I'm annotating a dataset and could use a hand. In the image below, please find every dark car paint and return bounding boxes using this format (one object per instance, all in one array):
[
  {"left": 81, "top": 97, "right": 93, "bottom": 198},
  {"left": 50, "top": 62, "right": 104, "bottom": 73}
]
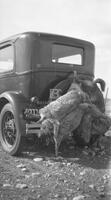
[{"left": 0, "top": 32, "right": 95, "bottom": 135}]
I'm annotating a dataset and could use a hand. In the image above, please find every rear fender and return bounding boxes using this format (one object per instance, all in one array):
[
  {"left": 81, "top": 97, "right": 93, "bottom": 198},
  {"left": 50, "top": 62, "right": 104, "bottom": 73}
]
[{"left": 0, "top": 91, "right": 29, "bottom": 136}]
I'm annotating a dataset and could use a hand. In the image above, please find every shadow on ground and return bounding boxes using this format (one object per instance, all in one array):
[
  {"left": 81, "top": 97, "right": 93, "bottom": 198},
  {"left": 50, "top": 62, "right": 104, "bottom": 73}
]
[{"left": 19, "top": 136, "right": 111, "bottom": 170}]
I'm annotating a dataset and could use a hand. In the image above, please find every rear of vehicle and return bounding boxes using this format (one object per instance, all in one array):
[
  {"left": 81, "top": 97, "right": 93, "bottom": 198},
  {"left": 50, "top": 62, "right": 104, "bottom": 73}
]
[
  {"left": 0, "top": 32, "right": 96, "bottom": 155},
  {"left": 30, "top": 33, "right": 95, "bottom": 101}
]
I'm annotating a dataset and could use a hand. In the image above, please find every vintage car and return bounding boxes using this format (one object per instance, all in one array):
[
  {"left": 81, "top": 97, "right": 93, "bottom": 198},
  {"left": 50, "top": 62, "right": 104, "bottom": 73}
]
[{"left": 0, "top": 32, "right": 104, "bottom": 155}]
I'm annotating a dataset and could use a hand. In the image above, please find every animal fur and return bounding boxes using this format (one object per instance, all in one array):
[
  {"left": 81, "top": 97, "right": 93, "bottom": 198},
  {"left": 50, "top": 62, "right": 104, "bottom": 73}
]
[
  {"left": 73, "top": 103, "right": 111, "bottom": 146},
  {"left": 37, "top": 73, "right": 107, "bottom": 156},
  {"left": 39, "top": 106, "right": 85, "bottom": 156},
  {"left": 39, "top": 84, "right": 87, "bottom": 122},
  {"left": 38, "top": 75, "right": 89, "bottom": 156}
]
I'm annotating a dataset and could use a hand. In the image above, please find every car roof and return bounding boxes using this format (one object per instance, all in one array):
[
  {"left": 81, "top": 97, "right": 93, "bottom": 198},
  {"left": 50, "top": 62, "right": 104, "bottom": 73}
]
[{"left": 0, "top": 32, "right": 94, "bottom": 49}]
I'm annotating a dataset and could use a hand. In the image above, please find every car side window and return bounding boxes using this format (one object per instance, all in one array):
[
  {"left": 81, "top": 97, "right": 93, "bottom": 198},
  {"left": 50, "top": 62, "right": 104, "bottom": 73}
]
[{"left": 0, "top": 45, "right": 14, "bottom": 73}]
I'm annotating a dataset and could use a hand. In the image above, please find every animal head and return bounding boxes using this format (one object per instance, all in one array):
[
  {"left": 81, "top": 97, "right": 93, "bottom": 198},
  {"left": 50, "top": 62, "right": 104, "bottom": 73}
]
[
  {"left": 81, "top": 78, "right": 105, "bottom": 93},
  {"left": 94, "top": 78, "right": 105, "bottom": 92},
  {"left": 38, "top": 119, "right": 53, "bottom": 138}
]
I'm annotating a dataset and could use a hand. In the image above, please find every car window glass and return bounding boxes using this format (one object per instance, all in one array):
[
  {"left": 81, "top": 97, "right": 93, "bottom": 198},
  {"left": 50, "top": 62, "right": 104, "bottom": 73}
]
[
  {"left": 0, "top": 45, "right": 14, "bottom": 73},
  {"left": 52, "top": 44, "right": 83, "bottom": 65}
]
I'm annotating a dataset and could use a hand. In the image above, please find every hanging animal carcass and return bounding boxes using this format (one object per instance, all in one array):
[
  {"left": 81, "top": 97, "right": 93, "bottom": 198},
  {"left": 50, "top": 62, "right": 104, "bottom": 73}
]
[{"left": 38, "top": 77, "right": 90, "bottom": 156}]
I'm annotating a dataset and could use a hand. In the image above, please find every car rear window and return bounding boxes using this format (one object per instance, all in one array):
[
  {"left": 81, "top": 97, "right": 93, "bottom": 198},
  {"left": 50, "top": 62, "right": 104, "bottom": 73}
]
[{"left": 52, "top": 44, "right": 83, "bottom": 65}]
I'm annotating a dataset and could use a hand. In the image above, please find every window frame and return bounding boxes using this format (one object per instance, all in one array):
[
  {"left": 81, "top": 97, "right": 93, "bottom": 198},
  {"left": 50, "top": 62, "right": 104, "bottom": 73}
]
[
  {"left": 0, "top": 42, "right": 15, "bottom": 75},
  {"left": 51, "top": 43, "right": 84, "bottom": 66}
]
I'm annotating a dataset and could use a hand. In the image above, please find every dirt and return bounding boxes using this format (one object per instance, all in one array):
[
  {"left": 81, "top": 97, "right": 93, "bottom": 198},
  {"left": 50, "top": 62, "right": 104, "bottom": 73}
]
[{"left": 0, "top": 135, "right": 111, "bottom": 200}]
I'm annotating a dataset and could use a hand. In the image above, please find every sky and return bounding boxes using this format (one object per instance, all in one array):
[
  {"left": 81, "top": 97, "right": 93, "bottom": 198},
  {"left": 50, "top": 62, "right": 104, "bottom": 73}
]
[{"left": 0, "top": 0, "right": 111, "bottom": 98}]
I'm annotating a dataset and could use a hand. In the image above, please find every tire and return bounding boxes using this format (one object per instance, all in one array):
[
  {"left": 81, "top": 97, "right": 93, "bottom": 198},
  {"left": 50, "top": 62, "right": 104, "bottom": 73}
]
[
  {"left": 54, "top": 78, "right": 72, "bottom": 95},
  {"left": 0, "top": 103, "right": 23, "bottom": 155}
]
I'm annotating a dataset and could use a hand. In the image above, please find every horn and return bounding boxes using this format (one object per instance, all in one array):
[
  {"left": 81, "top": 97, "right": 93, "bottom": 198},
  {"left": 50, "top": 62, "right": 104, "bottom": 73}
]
[{"left": 94, "top": 78, "right": 106, "bottom": 92}]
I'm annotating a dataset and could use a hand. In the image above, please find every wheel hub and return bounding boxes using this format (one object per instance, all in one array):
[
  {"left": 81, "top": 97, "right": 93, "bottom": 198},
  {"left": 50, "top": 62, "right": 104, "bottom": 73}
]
[{"left": 2, "top": 112, "right": 16, "bottom": 146}]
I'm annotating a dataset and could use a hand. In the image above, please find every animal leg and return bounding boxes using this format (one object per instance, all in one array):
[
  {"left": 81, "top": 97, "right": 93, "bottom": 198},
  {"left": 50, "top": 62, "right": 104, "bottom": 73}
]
[
  {"left": 53, "top": 120, "right": 60, "bottom": 157},
  {"left": 54, "top": 136, "right": 63, "bottom": 157},
  {"left": 54, "top": 138, "right": 58, "bottom": 157}
]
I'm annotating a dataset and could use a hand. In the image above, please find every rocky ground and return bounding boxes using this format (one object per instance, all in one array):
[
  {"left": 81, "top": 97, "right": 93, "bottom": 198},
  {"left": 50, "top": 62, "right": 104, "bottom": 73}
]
[{"left": 0, "top": 133, "right": 111, "bottom": 200}]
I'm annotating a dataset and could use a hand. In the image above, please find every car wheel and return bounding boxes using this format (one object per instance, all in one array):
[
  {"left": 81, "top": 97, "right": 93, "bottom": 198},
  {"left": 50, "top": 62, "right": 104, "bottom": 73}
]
[{"left": 0, "top": 103, "right": 23, "bottom": 155}]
